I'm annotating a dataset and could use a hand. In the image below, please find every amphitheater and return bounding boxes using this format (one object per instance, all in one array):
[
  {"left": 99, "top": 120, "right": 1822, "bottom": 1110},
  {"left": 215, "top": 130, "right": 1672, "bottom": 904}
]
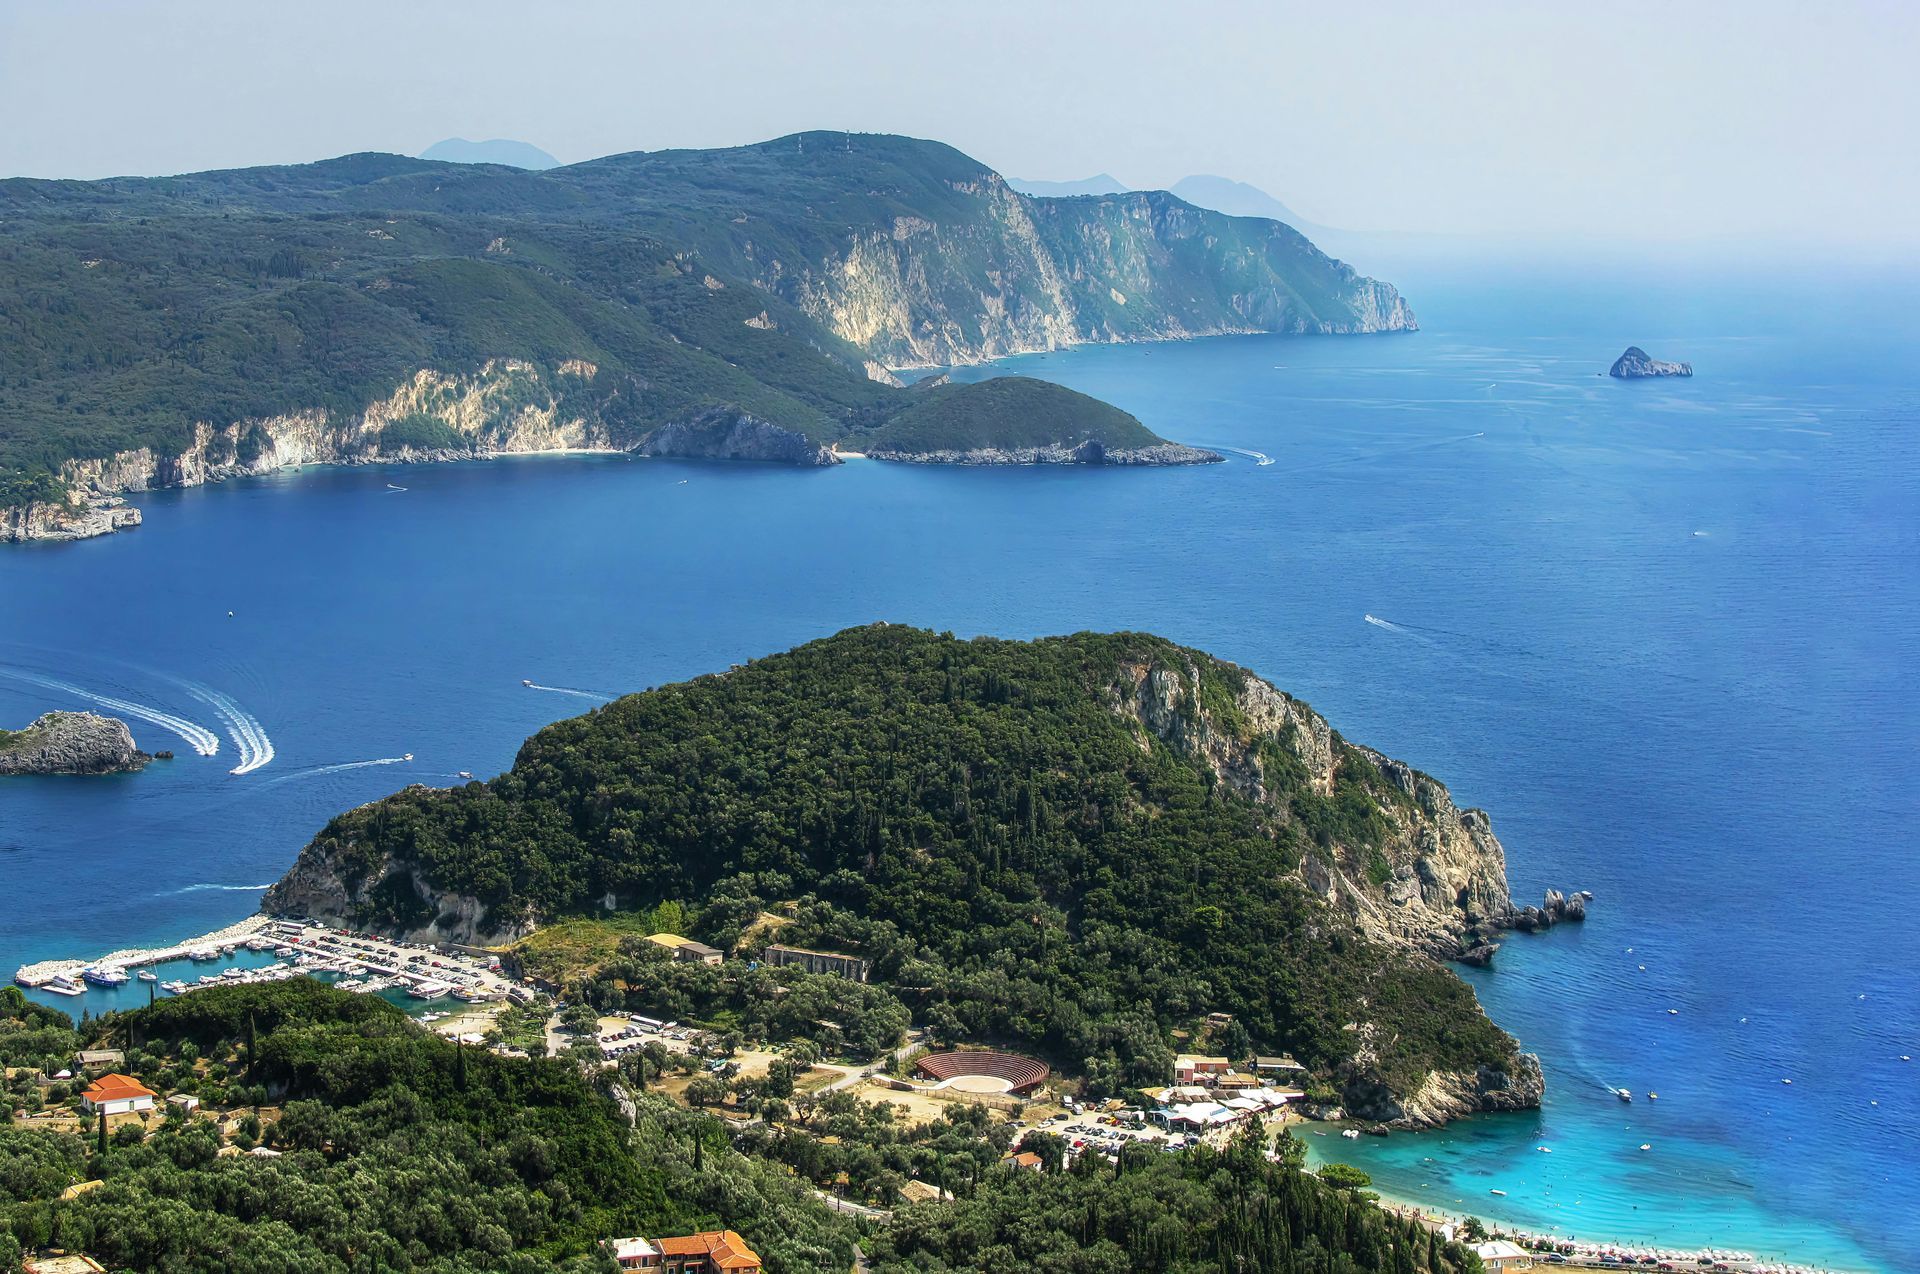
[{"left": 913, "top": 1050, "right": 1050, "bottom": 1095}]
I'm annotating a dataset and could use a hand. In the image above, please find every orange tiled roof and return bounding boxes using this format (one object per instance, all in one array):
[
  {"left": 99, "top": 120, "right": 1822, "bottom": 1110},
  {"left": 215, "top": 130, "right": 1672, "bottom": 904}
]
[
  {"left": 654, "top": 1230, "right": 759, "bottom": 1269},
  {"left": 83, "top": 1073, "right": 156, "bottom": 1102}
]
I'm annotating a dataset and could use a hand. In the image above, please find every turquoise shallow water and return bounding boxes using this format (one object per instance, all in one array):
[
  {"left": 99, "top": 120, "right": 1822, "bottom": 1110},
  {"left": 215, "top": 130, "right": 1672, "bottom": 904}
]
[{"left": 1, "top": 258, "right": 1913, "bottom": 1270}]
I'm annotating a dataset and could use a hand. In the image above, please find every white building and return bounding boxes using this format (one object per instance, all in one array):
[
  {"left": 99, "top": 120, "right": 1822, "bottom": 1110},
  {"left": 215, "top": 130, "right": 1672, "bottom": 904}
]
[{"left": 80, "top": 1073, "right": 156, "bottom": 1116}]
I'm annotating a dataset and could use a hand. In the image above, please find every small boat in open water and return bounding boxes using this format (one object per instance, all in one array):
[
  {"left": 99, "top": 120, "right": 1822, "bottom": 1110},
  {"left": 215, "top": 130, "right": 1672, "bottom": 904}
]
[{"left": 1616, "top": 1088, "right": 1633, "bottom": 1102}]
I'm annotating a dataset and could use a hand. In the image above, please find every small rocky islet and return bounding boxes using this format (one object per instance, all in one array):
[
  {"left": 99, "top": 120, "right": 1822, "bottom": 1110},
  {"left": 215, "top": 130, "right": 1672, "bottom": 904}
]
[
  {"left": 0, "top": 710, "right": 154, "bottom": 775},
  {"left": 1609, "top": 345, "right": 1693, "bottom": 377}
]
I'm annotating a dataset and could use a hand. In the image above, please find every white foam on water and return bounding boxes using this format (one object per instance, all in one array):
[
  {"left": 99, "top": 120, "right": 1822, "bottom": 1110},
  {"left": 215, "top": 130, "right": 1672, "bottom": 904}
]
[
  {"left": 185, "top": 683, "right": 275, "bottom": 775},
  {"left": 1214, "top": 446, "right": 1275, "bottom": 467},
  {"left": 524, "top": 682, "right": 615, "bottom": 702},
  {"left": 0, "top": 668, "right": 221, "bottom": 756},
  {"left": 162, "top": 883, "right": 273, "bottom": 895},
  {"left": 303, "top": 756, "right": 409, "bottom": 777},
  {"left": 1363, "top": 614, "right": 1442, "bottom": 646}
]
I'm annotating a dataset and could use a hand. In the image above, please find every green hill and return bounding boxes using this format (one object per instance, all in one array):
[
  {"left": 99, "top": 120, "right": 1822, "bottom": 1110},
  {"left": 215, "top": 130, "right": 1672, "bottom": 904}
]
[
  {"left": 1, "top": 132, "right": 1410, "bottom": 525},
  {"left": 266, "top": 625, "right": 1537, "bottom": 1123},
  {"left": 865, "top": 376, "right": 1172, "bottom": 455}
]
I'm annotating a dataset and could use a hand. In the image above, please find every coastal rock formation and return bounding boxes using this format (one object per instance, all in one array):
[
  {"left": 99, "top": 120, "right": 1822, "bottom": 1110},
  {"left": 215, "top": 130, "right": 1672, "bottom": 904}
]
[
  {"left": 867, "top": 440, "right": 1221, "bottom": 466},
  {"left": 1609, "top": 346, "right": 1693, "bottom": 378},
  {"left": 1346, "top": 1053, "right": 1547, "bottom": 1129},
  {"left": 0, "top": 711, "right": 150, "bottom": 776},
  {"left": 0, "top": 496, "right": 141, "bottom": 542},
  {"left": 753, "top": 154, "right": 1417, "bottom": 368},
  {"left": 636, "top": 409, "right": 840, "bottom": 466},
  {"left": 265, "top": 801, "right": 527, "bottom": 944},
  {"left": 1110, "top": 653, "right": 1513, "bottom": 962}
]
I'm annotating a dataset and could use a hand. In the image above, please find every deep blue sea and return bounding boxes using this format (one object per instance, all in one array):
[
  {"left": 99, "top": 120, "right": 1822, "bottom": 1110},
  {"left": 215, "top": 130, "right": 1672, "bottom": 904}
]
[{"left": 2, "top": 256, "right": 1914, "bottom": 1270}]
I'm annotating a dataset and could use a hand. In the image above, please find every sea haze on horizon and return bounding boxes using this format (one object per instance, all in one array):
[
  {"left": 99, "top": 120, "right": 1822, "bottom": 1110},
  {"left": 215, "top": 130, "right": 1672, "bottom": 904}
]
[{"left": 1, "top": 261, "right": 1914, "bottom": 1271}]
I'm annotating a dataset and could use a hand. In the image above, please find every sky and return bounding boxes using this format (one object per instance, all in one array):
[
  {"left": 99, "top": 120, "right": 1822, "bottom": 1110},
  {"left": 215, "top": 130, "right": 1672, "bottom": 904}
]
[{"left": 3, "top": 0, "right": 1916, "bottom": 251}]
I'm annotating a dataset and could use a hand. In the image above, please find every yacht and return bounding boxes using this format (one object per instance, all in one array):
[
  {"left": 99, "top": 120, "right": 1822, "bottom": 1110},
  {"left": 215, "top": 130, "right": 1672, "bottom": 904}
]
[
  {"left": 42, "top": 975, "right": 85, "bottom": 996},
  {"left": 137, "top": 969, "right": 158, "bottom": 982},
  {"left": 82, "top": 967, "right": 129, "bottom": 987},
  {"left": 188, "top": 947, "right": 217, "bottom": 962}
]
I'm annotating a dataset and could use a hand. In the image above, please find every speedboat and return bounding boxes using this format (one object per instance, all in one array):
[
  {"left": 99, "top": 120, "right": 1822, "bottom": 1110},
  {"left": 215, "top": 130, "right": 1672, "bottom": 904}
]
[
  {"left": 1340, "top": 1128, "right": 1360, "bottom": 1140},
  {"left": 1616, "top": 1088, "right": 1633, "bottom": 1102},
  {"left": 457, "top": 770, "right": 473, "bottom": 779},
  {"left": 521, "top": 679, "right": 533, "bottom": 687},
  {"left": 403, "top": 753, "right": 413, "bottom": 761}
]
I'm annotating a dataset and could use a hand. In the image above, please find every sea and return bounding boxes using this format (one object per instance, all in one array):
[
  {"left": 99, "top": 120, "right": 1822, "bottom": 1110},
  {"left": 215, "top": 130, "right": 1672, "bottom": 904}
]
[{"left": 1, "top": 252, "right": 1914, "bottom": 1271}]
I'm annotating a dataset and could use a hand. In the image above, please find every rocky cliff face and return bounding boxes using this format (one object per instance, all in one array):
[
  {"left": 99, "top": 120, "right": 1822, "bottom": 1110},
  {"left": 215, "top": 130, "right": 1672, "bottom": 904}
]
[
  {"left": 0, "top": 711, "right": 150, "bottom": 776},
  {"left": 866, "top": 440, "right": 1222, "bottom": 466},
  {"left": 1609, "top": 346, "right": 1693, "bottom": 378},
  {"left": 1107, "top": 650, "right": 1515, "bottom": 962},
  {"left": 1, "top": 359, "right": 847, "bottom": 542},
  {"left": 636, "top": 408, "right": 840, "bottom": 466},
  {"left": 1105, "top": 650, "right": 1554, "bottom": 1126},
  {"left": 745, "top": 174, "right": 1415, "bottom": 369},
  {"left": 263, "top": 802, "right": 525, "bottom": 944}
]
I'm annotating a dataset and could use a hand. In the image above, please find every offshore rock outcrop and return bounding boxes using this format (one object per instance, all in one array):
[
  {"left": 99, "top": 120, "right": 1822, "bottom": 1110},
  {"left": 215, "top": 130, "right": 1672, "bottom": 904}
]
[
  {"left": 1609, "top": 346, "right": 1692, "bottom": 378},
  {"left": 867, "top": 439, "right": 1221, "bottom": 466},
  {"left": 0, "top": 711, "right": 150, "bottom": 776}
]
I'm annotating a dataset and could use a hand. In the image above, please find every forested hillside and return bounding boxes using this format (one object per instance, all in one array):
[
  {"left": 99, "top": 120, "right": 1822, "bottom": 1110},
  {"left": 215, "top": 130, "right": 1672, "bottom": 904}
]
[
  {"left": 1, "top": 982, "right": 1489, "bottom": 1273},
  {"left": 267, "top": 625, "right": 1537, "bottom": 1121},
  {"left": 1, "top": 131, "right": 1409, "bottom": 517}
]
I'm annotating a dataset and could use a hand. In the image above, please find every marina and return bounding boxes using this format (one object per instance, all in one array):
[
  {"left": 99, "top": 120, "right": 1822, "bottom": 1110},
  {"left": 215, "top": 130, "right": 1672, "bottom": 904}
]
[{"left": 14, "top": 916, "right": 522, "bottom": 1010}]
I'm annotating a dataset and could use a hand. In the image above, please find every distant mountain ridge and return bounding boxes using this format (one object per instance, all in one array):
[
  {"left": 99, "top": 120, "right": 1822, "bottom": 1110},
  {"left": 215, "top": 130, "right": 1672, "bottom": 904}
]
[
  {"left": 0, "top": 130, "right": 1412, "bottom": 537},
  {"left": 418, "top": 137, "right": 560, "bottom": 169},
  {"left": 1004, "top": 173, "right": 1129, "bottom": 197}
]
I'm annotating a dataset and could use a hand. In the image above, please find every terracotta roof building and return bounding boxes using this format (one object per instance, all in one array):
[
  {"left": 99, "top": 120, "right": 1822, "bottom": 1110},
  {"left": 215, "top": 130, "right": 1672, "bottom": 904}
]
[
  {"left": 603, "top": 1230, "right": 760, "bottom": 1273},
  {"left": 80, "top": 1073, "right": 156, "bottom": 1115}
]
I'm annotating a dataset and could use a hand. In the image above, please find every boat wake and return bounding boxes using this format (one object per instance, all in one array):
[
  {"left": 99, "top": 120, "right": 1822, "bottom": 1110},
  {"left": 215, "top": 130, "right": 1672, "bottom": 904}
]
[
  {"left": 162, "top": 883, "right": 273, "bottom": 895},
  {"left": 0, "top": 668, "right": 222, "bottom": 756},
  {"left": 1363, "top": 614, "right": 1440, "bottom": 646},
  {"left": 1215, "top": 446, "right": 1275, "bottom": 467},
  {"left": 523, "top": 681, "right": 615, "bottom": 702},
  {"left": 185, "top": 683, "right": 275, "bottom": 775},
  {"left": 301, "top": 756, "right": 410, "bottom": 777}
]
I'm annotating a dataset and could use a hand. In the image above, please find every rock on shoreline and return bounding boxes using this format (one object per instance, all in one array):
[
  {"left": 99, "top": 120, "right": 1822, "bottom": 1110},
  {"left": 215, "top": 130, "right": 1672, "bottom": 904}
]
[
  {"left": 867, "top": 440, "right": 1223, "bottom": 466},
  {"left": 0, "top": 711, "right": 151, "bottom": 776},
  {"left": 1609, "top": 346, "right": 1692, "bottom": 378}
]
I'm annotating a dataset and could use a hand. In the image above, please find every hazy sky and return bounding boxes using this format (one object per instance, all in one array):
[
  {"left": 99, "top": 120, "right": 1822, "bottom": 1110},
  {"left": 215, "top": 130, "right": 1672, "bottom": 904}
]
[{"left": 4, "top": 0, "right": 1916, "bottom": 248}]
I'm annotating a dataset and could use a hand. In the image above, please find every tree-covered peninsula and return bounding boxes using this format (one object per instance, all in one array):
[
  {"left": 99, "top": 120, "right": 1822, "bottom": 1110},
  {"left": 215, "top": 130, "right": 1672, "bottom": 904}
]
[
  {"left": 267, "top": 625, "right": 1539, "bottom": 1126},
  {"left": 0, "top": 132, "right": 1410, "bottom": 539}
]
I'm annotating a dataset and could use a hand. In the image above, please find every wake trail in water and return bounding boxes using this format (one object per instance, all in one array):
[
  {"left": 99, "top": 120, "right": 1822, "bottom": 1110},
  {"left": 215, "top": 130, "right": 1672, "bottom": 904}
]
[
  {"left": 1215, "top": 446, "right": 1275, "bottom": 466},
  {"left": 185, "top": 683, "right": 275, "bottom": 775},
  {"left": 161, "top": 883, "right": 273, "bottom": 895},
  {"left": 524, "top": 682, "right": 615, "bottom": 702},
  {"left": 1363, "top": 614, "right": 1440, "bottom": 646},
  {"left": 258, "top": 757, "right": 410, "bottom": 789},
  {"left": 0, "top": 668, "right": 221, "bottom": 755}
]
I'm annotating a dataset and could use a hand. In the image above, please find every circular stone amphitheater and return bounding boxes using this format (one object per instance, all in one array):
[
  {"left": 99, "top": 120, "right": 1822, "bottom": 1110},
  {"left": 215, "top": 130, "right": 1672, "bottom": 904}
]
[{"left": 914, "top": 1050, "right": 1050, "bottom": 1095}]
